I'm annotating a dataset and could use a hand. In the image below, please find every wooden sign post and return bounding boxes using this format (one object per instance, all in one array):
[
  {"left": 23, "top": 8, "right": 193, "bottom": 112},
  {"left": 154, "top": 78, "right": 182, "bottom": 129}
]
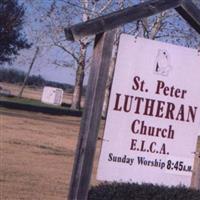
[
  {"left": 191, "top": 136, "right": 200, "bottom": 190},
  {"left": 68, "top": 30, "right": 116, "bottom": 200}
]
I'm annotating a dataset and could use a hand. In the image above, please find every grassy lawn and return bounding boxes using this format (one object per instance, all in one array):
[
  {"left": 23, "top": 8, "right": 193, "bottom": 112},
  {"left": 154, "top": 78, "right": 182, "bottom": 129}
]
[
  {"left": 1, "top": 95, "right": 68, "bottom": 108},
  {"left": 0, "top": 95, "right": 82, "bottom": 116}
]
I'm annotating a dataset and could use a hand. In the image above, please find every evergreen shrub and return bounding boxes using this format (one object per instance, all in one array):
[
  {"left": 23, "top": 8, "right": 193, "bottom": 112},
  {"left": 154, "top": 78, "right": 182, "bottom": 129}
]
[{"left": 88, "top": 182, "right": 200, "bottom": 200}]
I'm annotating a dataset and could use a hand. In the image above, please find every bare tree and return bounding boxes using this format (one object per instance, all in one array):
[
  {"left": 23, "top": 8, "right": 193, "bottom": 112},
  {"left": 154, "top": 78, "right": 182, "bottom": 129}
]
[
  {"left": 18, "top": 47, "right": 39, "bottom": 97},
  {"left": 18, "top": 0, "right": 200, "bottom": 109},
  {"left": 17, "top": 0, "right": 55, "bottom": 97},
  {"left": 43, "top": 0, "right": 117, "bottom": 110}
]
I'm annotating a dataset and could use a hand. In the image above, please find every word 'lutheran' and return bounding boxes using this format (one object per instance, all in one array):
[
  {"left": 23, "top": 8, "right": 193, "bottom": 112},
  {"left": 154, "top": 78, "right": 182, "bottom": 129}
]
[{"left": 113, "top": 76, "right": 197, "bottom": 123}]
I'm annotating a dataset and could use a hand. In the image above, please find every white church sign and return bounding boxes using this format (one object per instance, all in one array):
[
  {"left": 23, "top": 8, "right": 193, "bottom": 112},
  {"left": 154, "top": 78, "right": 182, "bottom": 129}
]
[
  {"left": 97, "top": 34, "right": 200, "bottom": 187},
  {"left": 41, "top": 86, "right": 63, "bottom": 105}
]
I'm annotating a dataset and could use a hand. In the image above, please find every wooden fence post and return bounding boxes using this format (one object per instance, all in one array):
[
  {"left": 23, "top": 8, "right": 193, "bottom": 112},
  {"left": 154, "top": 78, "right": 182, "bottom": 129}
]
[
  {"left": 191, "top": 136, "right": 200, "bottom": 190},
  {"left": 68, "top": 30, "right": 116, "bottom": 200}
]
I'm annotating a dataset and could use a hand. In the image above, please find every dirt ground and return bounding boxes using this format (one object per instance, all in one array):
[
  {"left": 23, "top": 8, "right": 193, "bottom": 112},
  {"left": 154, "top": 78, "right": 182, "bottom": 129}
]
[{"left": 0, "top": 83, "right": 104, "bottom": 200}]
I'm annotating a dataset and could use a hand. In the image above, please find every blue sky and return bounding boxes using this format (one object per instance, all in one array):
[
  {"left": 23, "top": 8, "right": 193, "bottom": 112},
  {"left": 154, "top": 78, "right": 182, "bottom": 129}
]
[{"left": 1, "top": 0, "right": 200, "bottom": 85}]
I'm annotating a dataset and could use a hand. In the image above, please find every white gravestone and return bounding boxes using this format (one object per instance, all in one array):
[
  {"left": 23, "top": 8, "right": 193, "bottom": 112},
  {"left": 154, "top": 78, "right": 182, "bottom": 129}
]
[{"left": 41, "top": 86, "right": 63, "bottom": 105}]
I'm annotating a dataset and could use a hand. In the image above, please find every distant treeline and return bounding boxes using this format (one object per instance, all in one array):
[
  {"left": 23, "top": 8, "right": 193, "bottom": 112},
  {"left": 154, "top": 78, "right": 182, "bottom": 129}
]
[{"left": 0, "top": 68, "right": 74, "bottom": 92}]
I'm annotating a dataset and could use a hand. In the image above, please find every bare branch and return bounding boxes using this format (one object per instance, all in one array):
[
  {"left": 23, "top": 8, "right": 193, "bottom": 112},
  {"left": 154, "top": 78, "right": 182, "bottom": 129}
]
[
  {"left": 53, "top": 60, "right": 75, "bottom": 69},
  {"left": 149, "top": 11, "right": 167, "bottom": 39},
  {"left": 54, "top": 42, "right": 79, "bottom": 64},
  {"left": 99, "top": 0, "right": 113, "bottom": 15}
]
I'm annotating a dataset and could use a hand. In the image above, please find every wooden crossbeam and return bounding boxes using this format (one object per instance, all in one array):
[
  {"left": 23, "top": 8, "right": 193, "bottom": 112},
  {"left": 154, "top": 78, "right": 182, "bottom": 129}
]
[
  {"left": 65, "top": 0, "right": 182, "bottom": 41},
  {"left": 176, "top": 0, "right": 200, "bottom": 35}
]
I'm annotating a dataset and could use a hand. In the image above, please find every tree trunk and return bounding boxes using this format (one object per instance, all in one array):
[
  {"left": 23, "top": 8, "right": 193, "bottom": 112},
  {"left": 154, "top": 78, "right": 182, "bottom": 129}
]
[
  {"left": 71, "top": 41, "right": 87, "bottom": 110},
  {"left": 102, "top": 57, "right": 116, "bottom": 118},
  {"left": 102, "top": 1, "right": 124, "bottom": 118},
  {"left": 18, "top": 47, "right": 39, "bottom": 97},
  {"left": 102, "top": 29, "right": 120, "bottom": 118}
]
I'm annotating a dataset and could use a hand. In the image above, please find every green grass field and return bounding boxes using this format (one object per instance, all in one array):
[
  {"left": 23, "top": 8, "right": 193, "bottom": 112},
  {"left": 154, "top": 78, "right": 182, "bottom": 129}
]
[{"left": 0, "top": 95, "right": 82, "bottom": 116}]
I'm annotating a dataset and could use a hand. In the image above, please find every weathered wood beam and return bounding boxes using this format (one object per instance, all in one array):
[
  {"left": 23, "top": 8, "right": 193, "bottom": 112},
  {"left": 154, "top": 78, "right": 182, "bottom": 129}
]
[
  {"left": 68, "top": 30, "right": 116, "bottom": 200},
  {"left": 176, "top": 0, "right": 200, "bottom": 35},
  {"left": 191, "top": 136, "right": 200, "bottom": 190},
  {"left": 65, "top": 0, "right": 182, "bottom": 41}
]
